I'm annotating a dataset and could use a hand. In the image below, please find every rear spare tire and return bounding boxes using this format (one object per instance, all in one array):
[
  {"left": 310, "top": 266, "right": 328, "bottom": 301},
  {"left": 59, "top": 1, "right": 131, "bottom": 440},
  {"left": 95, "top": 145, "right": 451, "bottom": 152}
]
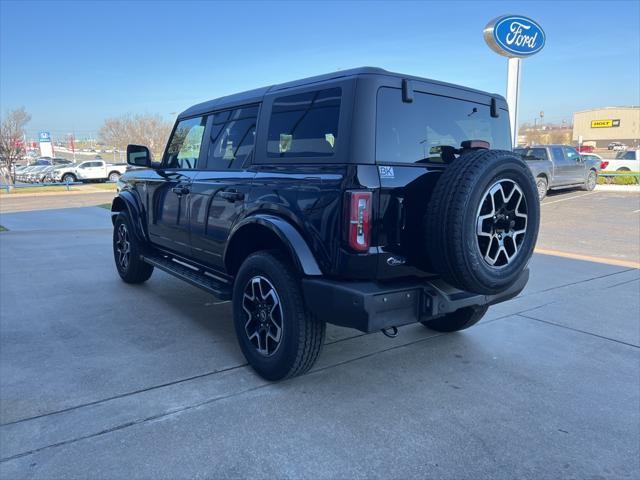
[{"left": 425, "top": 149, "right": 539, "bottom": 295}]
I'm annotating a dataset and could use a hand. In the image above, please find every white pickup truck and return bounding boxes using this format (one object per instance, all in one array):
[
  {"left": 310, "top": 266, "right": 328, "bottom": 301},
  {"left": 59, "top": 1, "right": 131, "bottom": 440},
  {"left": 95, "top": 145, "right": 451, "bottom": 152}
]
[
  {"left": 604, "top": 149, "right": 639, "bottom": 171},
  {"left": 52, "top": 160, "right": 128, "bottom": 183}
]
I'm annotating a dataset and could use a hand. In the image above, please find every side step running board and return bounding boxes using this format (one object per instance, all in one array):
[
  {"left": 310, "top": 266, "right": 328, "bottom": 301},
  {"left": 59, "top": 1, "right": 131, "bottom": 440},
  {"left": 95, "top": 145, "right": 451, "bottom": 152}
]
[{"left": 141, "top": 253, "right": 232, "bottom": 301}]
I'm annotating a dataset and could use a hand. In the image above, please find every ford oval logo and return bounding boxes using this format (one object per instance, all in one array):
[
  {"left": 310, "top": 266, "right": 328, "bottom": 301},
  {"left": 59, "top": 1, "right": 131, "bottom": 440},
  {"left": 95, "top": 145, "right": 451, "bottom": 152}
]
[{"left": 484, "top": 15, "right": 545, "bottom": 58}]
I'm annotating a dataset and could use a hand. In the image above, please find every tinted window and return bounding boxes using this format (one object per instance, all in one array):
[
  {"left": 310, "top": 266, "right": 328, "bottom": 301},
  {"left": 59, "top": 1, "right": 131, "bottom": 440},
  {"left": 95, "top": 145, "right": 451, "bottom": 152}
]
[
  {"left": 267, "top": 88, "right": 341, "bottom": 157},
  {"left": 550, "top": 147, "right": 565, "bottom": 161},
  {"left": 376, "top": 88, "right": 511, "bottom": 164},
  {"left": 563, "top": 147, "right": 581, "bottom": 162},
  {"left": 622, "top": 151, "right": 637, "bottom": 160},
  {"left": 207, "top": 107, "right": 257, "bottom": 170},
  {"left": 165, "top": 116, "right": 207, "bottom": 169},
  {"left": 514, "top": 147, "right": 548, "bottom": 161}
]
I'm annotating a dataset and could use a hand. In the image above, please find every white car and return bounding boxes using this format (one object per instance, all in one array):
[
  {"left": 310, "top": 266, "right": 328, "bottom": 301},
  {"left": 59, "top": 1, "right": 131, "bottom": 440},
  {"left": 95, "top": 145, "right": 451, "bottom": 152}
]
[
  {"left": 53, "top": 160, "right": 128, "bottom": 183},
  {"left": 605, "top": 150, "right": 639, "bottom": 172}
]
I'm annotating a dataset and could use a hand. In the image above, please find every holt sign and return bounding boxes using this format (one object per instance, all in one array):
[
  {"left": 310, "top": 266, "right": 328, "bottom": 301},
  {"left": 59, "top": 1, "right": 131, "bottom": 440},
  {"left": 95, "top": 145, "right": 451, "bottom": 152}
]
[{"left": 484, "top": 15, "right": 545, "bottom": 58}]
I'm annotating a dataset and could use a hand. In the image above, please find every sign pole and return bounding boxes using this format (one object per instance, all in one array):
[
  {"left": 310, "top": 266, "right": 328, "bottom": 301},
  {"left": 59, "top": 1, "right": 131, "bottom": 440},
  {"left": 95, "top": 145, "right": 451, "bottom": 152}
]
[
  {"left": 484, "top": 15, "right": 545, "bottom": 148},
  {"left": 506, "top": 57, "right": 521, "bottom": 148}
]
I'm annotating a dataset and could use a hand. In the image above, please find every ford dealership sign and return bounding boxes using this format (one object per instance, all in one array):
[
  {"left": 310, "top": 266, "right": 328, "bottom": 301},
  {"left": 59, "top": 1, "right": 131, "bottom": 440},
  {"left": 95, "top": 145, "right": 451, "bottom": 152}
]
[{"left": 484, "top": 15, "right": 545, "bottom": 58}]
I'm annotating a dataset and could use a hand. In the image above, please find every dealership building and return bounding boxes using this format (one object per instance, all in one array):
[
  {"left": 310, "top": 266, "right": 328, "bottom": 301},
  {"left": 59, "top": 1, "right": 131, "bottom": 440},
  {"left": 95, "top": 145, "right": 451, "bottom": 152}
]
[{"left": 572, "top": 106, "right": 640, "bottom": 148}]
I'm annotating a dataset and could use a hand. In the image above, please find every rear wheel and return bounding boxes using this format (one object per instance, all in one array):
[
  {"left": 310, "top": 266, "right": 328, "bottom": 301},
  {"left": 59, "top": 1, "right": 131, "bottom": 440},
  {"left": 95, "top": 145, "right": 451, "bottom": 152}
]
[
  {"left": 583, "top": 170, "right": 597, "bottom": 191},
  {"left": 232, "top": 251, "right": 325, "bottom": 380},
  {"left": 421, "top": 305, "right": 489, "bottom": 332},
  {"left": 536, "top": 176, "right": 548, "bottom": 200},
  {"left": 113, "top": 212, "right": 154, "bottom": 283},
  {"left": 62, "top": 173, "right": 76, "bottom": 184}
]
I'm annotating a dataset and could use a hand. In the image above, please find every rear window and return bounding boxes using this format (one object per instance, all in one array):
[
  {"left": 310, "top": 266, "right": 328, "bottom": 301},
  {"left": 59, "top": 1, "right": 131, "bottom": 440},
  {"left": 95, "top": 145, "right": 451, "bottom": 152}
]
[
  {"left": 267, "top": 88, "right": 341, "bottom": 157},
  {"left": 376, "top": 87, "right": 511, "bottom": 164},
  {"left": 514, "top": 148, "right": 549, "bottom": 161}
]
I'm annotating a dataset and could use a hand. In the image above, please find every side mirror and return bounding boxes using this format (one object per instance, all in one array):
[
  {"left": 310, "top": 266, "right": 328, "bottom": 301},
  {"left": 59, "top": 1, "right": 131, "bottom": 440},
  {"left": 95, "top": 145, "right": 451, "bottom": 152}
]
[{"left": 127, "top": 144, "right": 153, "bottom": 167}]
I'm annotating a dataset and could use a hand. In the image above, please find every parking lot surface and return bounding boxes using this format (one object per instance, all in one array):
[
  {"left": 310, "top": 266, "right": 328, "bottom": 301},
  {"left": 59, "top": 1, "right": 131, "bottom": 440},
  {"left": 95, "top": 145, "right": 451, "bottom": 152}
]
[{"left": 1, "top": 196, "right": 639, "bottom": 479}]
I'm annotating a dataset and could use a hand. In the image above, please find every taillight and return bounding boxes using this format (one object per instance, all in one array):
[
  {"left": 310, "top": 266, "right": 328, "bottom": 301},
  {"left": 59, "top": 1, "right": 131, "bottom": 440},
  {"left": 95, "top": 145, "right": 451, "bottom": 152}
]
[
  {"left": 600, "top": 161, "right": 609, "bottom": 170},
  {"left": 345, "top": 191, "right": 372, "bottom": 252}
]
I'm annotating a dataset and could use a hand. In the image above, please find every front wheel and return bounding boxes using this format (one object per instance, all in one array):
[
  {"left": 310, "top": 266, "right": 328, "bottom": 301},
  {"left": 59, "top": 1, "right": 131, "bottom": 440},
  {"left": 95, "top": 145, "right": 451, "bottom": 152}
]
[
  {"left": 108, "top": 171, "right": 121, "bottom": 182},
  {"left": 232, "top": 251, "right": 325, "bottom": 381},
  {"left": 421, "top": 305, "right": 489, "bottom": 332},
  {"left": 113, "top": 212, "right": 154, "bottom": 283}
]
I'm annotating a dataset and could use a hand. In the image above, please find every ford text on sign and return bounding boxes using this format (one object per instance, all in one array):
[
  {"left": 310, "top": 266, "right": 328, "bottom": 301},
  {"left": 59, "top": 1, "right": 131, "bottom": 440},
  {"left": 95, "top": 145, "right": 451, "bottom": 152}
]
[{"left": 484, "top": 15, "right": 546, "bottom": 58}]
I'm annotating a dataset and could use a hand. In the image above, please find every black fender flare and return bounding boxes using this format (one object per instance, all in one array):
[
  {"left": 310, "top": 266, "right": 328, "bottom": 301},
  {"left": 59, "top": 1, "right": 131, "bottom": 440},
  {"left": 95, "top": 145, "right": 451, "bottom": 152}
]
[
  {"left": 111, "top": 190, "right": 148, "bottom": 242},
  {"left": 224, "top": 214, "right": 322, "bottom": 276}
]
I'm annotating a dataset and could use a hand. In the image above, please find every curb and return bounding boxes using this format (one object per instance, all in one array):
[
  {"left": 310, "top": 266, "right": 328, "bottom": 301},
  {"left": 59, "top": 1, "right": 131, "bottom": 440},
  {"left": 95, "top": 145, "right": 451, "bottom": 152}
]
[{"left": 595, "top": 185, "right": 640, "bottom": 192}]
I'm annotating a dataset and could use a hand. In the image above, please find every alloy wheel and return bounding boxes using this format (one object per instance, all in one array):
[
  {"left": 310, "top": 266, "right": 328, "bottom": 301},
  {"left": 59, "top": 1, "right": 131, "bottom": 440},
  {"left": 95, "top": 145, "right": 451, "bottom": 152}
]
[
  {"left": 242, "top": 276, "right": 284, "bottom": 356},
  {"left": 115, "top": 223, "right": 131, "bottom": 271},
  {"left": 476, "top": 179, "right": 528, "bottom": 267}
]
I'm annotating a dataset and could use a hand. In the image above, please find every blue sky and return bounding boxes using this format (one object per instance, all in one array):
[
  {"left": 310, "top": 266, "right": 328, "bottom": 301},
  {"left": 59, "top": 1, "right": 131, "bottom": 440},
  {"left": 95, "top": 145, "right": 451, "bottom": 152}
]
[{"left": 1, "top": 0, "right": 638, "bottom": 139}]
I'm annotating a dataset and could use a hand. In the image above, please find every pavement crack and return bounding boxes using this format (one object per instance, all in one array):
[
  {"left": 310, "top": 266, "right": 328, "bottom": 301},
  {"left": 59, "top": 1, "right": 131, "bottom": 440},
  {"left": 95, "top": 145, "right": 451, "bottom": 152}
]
[
  {"left": 0, "top": 364, "right": 247, "bottom": 428},
  {"left": 517, "top": 314, "right": 639, "bottom": 349},
  {"left": 535, "top": 268, "right": 636, "bottom": 294}
]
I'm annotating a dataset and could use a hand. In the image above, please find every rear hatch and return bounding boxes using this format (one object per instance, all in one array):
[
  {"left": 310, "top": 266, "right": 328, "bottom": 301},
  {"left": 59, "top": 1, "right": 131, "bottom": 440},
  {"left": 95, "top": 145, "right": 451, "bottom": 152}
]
[{"left": 374, "top": 85, "right": 511, "bottom": 279}]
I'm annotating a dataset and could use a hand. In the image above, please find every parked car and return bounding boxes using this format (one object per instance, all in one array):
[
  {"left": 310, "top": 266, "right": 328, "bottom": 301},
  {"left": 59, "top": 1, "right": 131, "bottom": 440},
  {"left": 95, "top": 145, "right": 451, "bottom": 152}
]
[
  {"left": 52, "top": 157, "right": 73, "bottom": 166},
  {"left": 111, "top": 67, "right": 540, "bottom": 380},
  {"left": 608, "top": 142, "right": 627, "bottom": 151},
  {"left": 514, "top": 145, "right": 600, "bottom": 200},
  {"left": 52, "top": 160, "right": 127, "bottom": 183},
  {"left": 581, "top": 153, "right": 608, "bottom": 170},
  {"left": 606, "top": 149, "right": 639, "bottom": 171},
  {"left": 576, "top": 145, "right": 595, "bottom": 153}
]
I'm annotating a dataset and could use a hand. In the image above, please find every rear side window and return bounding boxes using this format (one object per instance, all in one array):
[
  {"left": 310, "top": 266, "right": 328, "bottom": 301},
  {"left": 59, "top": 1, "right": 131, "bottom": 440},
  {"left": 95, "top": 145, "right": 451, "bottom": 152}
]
[
  {"left": 267, "top": 88, "right": 341, "bottom": 157},
  {"left": 515, "top": 148, "right": 548, "bottom": 161},
  {"left": 376, "top": 87, "right": 511, "bottom": 164},
  {"left": 563, "top": 147, "right": 581, "bottom": 162},
  {"left": 206, "top": 105, "right": 258, "bottom": 170}
]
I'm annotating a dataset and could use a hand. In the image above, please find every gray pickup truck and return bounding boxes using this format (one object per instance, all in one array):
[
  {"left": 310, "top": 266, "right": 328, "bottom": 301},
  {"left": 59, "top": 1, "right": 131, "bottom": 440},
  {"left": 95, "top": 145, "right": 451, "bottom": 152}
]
[{"left": 514, "top": 144, "right": 600, "bottom": 200}]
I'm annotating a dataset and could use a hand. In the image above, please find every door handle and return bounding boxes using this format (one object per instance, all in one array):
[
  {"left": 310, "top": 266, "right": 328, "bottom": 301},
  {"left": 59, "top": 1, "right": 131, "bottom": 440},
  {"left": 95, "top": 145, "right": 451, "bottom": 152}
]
[
  {"left": 219, "top": 190, "right": 244, "bottom": 202},
  {"left": 172, "top": 185, "right": 190, "bottom": 196}
]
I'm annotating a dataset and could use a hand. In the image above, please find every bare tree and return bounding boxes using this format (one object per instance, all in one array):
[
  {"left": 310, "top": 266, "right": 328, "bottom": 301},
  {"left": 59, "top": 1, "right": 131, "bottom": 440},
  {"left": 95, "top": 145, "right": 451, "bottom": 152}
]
[
  {"left": 99, "top": 113, "right": 172, "bottom": 159},
  {"left": 0, "top": 107, "right": 31, "bottom": 183}
]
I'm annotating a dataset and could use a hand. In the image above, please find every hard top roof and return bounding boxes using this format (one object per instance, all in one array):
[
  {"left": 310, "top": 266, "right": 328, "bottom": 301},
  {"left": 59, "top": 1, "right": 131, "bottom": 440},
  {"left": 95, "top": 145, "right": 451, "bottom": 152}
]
[{"left": 179, "top": 67, "right": 503, "bottom": 118}]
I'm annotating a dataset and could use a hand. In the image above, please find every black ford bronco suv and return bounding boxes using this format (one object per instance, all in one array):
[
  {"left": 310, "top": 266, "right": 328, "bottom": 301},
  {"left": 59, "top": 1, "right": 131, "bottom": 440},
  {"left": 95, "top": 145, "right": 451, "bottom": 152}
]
[{"left": 112, "top": 67, "right": 539, "bottom": 380}]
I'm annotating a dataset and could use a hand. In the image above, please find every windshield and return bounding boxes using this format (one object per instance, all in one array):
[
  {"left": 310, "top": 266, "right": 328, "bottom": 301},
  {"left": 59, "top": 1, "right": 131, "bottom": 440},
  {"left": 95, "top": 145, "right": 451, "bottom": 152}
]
[{"left": 376, "top": 87, "right": 511, "bottom": 164}]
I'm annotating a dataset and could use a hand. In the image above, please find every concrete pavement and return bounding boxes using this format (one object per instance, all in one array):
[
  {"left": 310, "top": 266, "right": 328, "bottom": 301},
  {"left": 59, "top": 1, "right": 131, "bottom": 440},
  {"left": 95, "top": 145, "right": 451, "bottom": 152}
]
[{"left": 0, "top": 206, "right": 638, "bottom": 479}]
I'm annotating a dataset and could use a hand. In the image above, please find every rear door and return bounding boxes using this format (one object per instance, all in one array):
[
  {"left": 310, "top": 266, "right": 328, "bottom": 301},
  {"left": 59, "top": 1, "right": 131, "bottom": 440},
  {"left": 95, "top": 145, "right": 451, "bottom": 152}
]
[
  {"left": 562, "top": 146, "right": 586, "bottom": 184},
  {"left": 374, "top": 85, "right": 512, "bottom": 278},
  {"left": 189, "top": 106, "right": 259, "bottom": 269},
  {"left": 549, "top": 146, "right": 570, "bottom": 185},
  {"left": 146, "top": 115, "right": 207, "bottom": 256}
]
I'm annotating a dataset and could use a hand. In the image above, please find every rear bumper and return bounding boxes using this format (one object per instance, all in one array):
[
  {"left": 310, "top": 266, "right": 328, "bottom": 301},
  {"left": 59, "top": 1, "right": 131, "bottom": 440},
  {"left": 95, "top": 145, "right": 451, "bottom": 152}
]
[{"left": 302, "top": 269, "right": 529, "bottom": 333}]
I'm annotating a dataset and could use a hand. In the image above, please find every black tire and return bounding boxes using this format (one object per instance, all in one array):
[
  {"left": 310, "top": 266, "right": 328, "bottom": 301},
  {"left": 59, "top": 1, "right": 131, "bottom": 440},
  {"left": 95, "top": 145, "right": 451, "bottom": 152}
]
[
  {"left": 108, "top": 171, "right": 121, "bottom": 182},
  {"left": 421, "top": 305, "right": 489, "bottom": 332},
  {"left": 232, "top": 251, "right": 325, "bottom": 381},
  {"left": 536, "top": 176, "right": 548, "bottom": 200},
  {"left": 425, "top": 149, "right": 540, "bottom": 295},
  {"left": 113, "top": 212, "right": 154, "bottom": 283},
  {"left": 583, "top": 169, "right": 597, "bottom": 191},
  {"left": 62, "top": 173, "right": 76, "bottom": 184}
]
